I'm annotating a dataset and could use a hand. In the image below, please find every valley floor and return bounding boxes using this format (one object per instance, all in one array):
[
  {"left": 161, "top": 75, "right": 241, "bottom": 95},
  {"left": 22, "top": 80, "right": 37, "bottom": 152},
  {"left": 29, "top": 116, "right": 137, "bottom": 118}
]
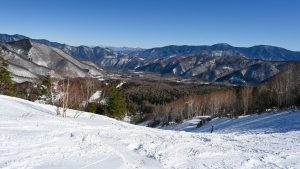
[{"left": 0, "top": 95, "right": 299, "bottom": 169}]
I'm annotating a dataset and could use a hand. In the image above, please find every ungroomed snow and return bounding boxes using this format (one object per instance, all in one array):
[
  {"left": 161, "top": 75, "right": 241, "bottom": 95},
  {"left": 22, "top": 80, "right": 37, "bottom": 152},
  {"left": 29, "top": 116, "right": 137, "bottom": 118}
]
[{"left": 0, "top": 95, "right": 299, "bottom": 169}]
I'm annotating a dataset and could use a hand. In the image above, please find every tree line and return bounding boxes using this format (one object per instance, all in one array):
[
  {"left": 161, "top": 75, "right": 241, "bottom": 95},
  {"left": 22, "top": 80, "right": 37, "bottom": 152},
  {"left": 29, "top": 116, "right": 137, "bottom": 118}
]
[{"left": 146, "top": 63, "right": 300, "bottom": 126}]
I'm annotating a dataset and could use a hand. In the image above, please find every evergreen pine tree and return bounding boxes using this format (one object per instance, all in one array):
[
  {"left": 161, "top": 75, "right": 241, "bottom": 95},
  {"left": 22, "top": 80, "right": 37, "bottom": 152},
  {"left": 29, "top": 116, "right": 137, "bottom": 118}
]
[
  {"left": 106, "top": 84, "right": 127, "bottom": 119},
  {"left": 0, "top": 54, "right": 14, "bottom": 96}
]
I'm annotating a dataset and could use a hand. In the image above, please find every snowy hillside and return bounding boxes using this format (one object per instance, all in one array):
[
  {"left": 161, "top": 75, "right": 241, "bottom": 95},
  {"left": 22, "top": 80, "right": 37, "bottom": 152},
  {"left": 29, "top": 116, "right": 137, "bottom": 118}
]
[
  {"left": 0, "top": 95, "right": 299, "bottom": 169},
  {"left": 161, "top": 110, "right": 300, "bottom": 134}
]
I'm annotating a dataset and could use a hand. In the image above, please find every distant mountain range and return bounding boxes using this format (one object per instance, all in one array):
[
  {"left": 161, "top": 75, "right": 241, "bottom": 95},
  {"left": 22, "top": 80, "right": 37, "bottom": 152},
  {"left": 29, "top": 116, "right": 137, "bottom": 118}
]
[
  {"left": 134, "top": 54, "right": 288, "bottom": 84},
  {"left": 131, "top": 43, "right": 300, "bottom": 61},
  {"left": 105, "top": 46, "right": 144, "bottom": 53},
  {"left": 0, "top": 33, "right": 299, "bottom": 84}
]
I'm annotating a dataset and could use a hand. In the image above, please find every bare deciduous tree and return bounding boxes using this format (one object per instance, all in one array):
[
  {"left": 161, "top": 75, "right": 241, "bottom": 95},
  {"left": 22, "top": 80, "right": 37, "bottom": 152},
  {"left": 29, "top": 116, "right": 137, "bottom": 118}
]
[{"left": 57, "top": 78, "right": 70, "bottom": 118}]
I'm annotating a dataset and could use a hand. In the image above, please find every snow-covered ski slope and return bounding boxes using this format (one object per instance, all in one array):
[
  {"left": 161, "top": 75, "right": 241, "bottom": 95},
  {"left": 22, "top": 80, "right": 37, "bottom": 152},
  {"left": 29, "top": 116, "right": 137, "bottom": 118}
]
[
  {"left": 0, "top": 95, "right": 299, "bottom": 169},
  {"left": 161, "top": 111, "right": 300, "bottom": 134}
]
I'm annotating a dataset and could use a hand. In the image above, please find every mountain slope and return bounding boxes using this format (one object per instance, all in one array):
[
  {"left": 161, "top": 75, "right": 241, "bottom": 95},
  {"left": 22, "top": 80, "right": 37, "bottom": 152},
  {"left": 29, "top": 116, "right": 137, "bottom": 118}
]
[
  {"left": 135, "top": 54, "right": 289, "bottom": 84},
  {"left": 0, "top": 34, "right": 29, "bottom": 43},
  {"left": 0, "top": 95, "right": 300, "bottom": 168},
  {"left": 161, "top": 110, "right": 300, "bottom": 133},
  {"left": 215, "top": 61, "right": 287, "bottom": 84},
  {"left": 0, "top": 39, "right": 103, "bottom": 82},
  {"left": 0, "top": 33, "right": 125, "bottom": 67}
]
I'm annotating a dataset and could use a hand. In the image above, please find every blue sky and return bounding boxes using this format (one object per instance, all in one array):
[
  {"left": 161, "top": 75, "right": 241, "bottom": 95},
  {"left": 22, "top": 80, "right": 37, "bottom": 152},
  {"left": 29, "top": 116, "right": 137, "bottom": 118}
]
[{"left": 1, "top": 0, "right": 300, "bottom": 50}]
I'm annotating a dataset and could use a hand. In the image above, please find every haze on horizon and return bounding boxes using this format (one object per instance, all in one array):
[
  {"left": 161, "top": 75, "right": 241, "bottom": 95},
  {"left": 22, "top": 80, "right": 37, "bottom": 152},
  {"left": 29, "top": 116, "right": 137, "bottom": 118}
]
[{"left": 0, "top": 0, "right": 300, "bottom": 51}]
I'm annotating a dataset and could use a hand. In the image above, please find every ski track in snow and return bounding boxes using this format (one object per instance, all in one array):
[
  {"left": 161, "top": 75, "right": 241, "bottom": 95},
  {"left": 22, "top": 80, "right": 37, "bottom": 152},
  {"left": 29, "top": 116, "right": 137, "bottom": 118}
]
[{"left": 0, "top": 95, "right": 299, "bottom": 169}]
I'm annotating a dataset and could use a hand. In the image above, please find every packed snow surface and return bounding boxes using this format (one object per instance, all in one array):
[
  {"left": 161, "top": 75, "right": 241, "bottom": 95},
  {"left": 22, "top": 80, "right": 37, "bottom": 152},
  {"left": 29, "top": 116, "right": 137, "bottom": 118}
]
[
  {"left": 161, "top": 111, "right": 300, "bottom": 133},
  {"left": 0, "top": 95, "right": 300, "bottom": 169}
]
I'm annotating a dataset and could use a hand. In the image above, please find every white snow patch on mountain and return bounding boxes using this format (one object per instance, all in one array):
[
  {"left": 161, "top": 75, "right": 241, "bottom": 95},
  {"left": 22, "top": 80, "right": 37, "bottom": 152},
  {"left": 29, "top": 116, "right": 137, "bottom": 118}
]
[
  {"left": 8, "top": 64, "right": 38, "bottom": 79},
  {"left": 116, "top": 81, "right": 125, "bottom": 88},
  {"left": 0, "top": 95, "right": 299, "bottom": 169},
  {"left": 89, "top": 91, "right": 102, "bottom": 102}
]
